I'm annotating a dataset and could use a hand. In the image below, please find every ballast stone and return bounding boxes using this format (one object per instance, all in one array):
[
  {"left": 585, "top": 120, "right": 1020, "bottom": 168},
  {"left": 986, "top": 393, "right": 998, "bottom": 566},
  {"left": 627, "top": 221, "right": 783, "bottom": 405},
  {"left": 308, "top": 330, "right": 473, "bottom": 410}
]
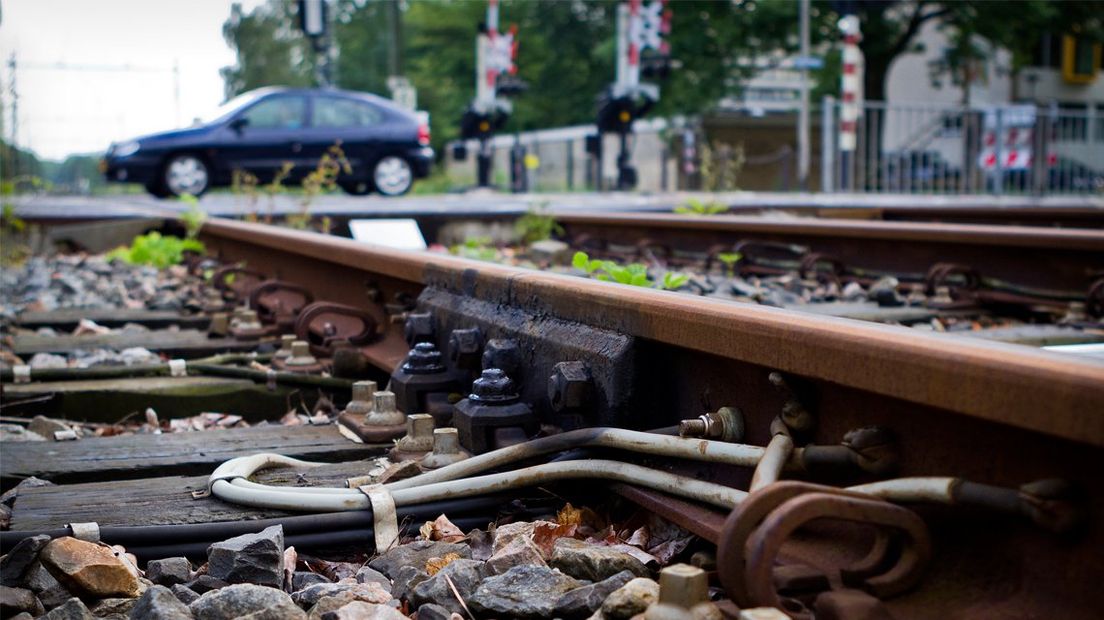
[{"left": 206, "top": 525, "right": 285, "bottom": 588}]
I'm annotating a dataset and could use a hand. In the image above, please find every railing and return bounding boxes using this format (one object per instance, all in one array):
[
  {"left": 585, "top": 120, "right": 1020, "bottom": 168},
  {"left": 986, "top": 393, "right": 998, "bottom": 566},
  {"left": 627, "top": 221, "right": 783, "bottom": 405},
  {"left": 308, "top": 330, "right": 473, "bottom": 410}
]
[{"left": 822, "top": 98, "right": 1104, "bottom": 195}]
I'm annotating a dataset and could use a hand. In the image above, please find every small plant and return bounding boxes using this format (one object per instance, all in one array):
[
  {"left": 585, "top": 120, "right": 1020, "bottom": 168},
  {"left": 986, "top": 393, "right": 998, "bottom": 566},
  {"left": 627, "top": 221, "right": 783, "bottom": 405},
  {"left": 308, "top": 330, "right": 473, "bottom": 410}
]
[
  {"left": 292, "top": 142, "right": 352, "bottom": 230},
  {"left": 515, "top": 202, "right": 564, "bottom": 245},
  {"left": 231, "top": 168, "right": 261, "bottom": 222},
  {"left": 1, "top": 203, "right": 30, "bottom": 266},
  {"left": 674, "top": 198, "right": 727, "bottom": 216},
  {"left": 699, "top": 140, "right": 746, "bottom": 191},
  {"left": 451, "top": 237, "right": 499, "bottom": 262},
  {"left": 106, "top": 231, "right": 205, "bottom": 269},
  {"left": 178, "top": 193, "right": 206, "bottom": 239},
  {"left": 572, "top": 251, "right": 604, "bottom": 274},
  {"left": 716, "top": 251, "right": 743, "bottom": 277},
  {"left": 661, "top": 272, "right": 690, "bottom": 290},
  {"left": 572, "top": 251, "right": 651, "bottom": 287}
]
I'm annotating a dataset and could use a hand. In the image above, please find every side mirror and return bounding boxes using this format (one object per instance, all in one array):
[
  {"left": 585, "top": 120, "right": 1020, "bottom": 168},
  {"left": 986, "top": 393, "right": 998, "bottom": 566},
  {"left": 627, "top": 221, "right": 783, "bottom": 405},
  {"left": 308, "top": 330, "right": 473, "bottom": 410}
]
[{"left": 229, "top": 117, "right": 249, "bottom": 134}]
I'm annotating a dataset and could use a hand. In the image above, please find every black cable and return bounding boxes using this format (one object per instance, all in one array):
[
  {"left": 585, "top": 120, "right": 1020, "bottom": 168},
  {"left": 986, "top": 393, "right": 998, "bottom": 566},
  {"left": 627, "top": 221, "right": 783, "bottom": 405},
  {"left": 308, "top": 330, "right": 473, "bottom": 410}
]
[
  {"left": 124, "top": 516, "right": 493, "bottom": 562},
  {"left": 0, "top": 495, "right": 510, "bottom": 551}
]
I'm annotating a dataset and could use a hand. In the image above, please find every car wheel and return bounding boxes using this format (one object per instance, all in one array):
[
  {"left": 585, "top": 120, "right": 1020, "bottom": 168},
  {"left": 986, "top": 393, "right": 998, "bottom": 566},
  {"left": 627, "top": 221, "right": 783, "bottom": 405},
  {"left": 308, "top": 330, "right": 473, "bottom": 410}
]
[
  {"left": 163, "top": 154, "right": 210, "bottom": 197},
  {"left": 339, "top": 179, "right": 371, "bottom": 196},
  {"left": 372, "top": 156, "right": 413, "bottom": 196}
]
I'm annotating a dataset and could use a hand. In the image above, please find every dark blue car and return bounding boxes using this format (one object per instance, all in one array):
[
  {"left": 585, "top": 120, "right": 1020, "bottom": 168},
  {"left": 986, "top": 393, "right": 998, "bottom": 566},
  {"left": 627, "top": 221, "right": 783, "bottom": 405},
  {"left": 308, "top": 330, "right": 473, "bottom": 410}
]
[{"left": 102, "top": 87, "right": 434, "bottom": 197}]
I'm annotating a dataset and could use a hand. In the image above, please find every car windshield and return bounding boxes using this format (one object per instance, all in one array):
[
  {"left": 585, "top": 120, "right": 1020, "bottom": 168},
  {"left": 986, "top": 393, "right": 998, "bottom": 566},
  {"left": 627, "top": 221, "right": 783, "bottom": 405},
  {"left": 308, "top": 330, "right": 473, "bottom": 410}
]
[{"left": 192, "top": 90, "right": 268, "bottom": 125}]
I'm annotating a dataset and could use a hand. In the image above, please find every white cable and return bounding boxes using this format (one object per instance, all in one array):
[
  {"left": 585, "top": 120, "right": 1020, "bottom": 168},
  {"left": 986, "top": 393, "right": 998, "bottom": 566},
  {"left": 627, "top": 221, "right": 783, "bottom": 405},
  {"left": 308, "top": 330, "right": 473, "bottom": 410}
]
[
  {"left": 846, "top": 477, "right": 960, "bottom": 504},
  {"left": 749, "top": 434, "right": 794, "bottom": 492},
  {"left": 210, "top": 459, "right": 748, "bottom": 512}
]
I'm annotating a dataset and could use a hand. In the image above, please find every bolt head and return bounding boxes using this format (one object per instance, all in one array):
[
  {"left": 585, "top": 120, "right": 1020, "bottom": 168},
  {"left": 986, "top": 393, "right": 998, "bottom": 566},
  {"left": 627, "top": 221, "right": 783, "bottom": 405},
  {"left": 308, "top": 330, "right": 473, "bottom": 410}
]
[
  {"left": 402, "top": 341, "right": 445, "bottom": 374},
  {"left": 482, "top": 339, "right": 522, "bottom": 375},
  {"left": 547, "top": 361, "right": 592, "bottom": 412},
  {"left": 658, "top": 563, "right": 708, "bottom": 607},
  {"left": 403, "top": 312, "right": 435, "bottom": 346},
  {"left": 448, "top": 327, "right": 483, "bottom": 367},
  {"left": 470, "top": 368, "right": 518, "bottom": 402}
]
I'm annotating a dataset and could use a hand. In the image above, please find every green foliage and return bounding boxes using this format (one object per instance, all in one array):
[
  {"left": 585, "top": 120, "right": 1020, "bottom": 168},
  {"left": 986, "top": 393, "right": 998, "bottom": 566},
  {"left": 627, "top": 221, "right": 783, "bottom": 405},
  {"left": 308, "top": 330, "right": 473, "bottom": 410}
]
[
  {"left": 450, "top": 237, "right": 499, "bottom": 262},
  {"left": 661, "top": 272, "right": 690, "bottom": 291},
  {"left": 572, "top": 251, "right": 604, "bottom": 275},
  {"left": 572, "top": 251, "right": 651, "bottom": 288},
  {"left": 515, "top": 202, "right": 563, "bottom": 245},
  {"left": 290, "top": 142, "right": 352, "bottom": 229},
  {"left": 2, "top": 203, "right": 26, "bottom": 234},
  {"left": 179, "top": 193, "right": 207, "bottom": 239},
  {"left": 220, "top": 1, "right": 316, "bottom": 98},
  {"left": 716, "top": 252, "right": 743, "bottom": 278},
  {"left": 674, "top": 198, "right": 728, "bottom": 216},
  {"left": 106, "top": 232, "right": 206, "bottom": 269}
]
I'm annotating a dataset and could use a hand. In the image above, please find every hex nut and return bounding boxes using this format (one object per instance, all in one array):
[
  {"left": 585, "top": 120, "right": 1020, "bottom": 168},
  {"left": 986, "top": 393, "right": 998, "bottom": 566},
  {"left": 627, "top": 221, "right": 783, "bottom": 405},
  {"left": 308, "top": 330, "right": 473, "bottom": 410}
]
[
  {"left": 547, "top": 361, "right": 592, "bottom": 412},
  {"left": 448, "top": 327, "right": 484, "bottom": 369},
  {"left": 403, "top": 312, "right": 435, "bottom": 346},
  {"left": 482, "top": 338, "right": 522, "bottom": 377}
]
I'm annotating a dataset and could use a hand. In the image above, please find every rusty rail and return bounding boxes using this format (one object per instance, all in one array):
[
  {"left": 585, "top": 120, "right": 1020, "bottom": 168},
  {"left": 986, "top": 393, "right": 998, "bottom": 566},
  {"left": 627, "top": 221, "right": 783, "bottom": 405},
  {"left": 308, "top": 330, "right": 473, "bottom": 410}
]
[
  {"left": 200, "top": 217, "right": 1104, "bottom": 447},
  {"left": 554, "top": 212, "right": 1104, "bottom": 293}
]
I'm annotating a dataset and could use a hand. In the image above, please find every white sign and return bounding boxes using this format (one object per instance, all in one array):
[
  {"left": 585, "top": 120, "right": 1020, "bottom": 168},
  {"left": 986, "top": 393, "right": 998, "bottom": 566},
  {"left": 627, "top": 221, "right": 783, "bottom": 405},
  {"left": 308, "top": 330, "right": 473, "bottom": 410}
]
[{"left": 349, "top": 219, "right": 427, "bottom": 251}]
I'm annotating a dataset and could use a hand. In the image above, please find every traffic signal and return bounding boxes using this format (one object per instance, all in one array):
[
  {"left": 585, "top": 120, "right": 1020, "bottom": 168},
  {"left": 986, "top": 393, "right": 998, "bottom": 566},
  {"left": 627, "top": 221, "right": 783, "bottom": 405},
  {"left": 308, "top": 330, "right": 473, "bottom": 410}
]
[
  {"left": 460, "top": 109, "right": 508, "bottom": 141},
  {"left": 596, "top": 95, "right": 653, "bottom": 134}
]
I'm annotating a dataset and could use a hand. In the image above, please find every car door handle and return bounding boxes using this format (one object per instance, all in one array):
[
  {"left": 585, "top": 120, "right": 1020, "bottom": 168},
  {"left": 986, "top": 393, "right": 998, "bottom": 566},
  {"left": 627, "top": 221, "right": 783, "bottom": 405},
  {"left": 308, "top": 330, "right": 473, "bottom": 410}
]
[{"left": 290, "top": 142, "right": 303, "bottom": 153}]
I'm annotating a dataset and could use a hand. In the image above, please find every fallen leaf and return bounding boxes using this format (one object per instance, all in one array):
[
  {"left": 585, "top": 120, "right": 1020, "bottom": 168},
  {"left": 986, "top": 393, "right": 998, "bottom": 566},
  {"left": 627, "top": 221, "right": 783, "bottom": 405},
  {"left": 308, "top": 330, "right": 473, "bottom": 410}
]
[
  {"left": 466, "top": 528, "right": 494, "bottom": 562},
  {"left": 532, "top": 521, "right": 577, "bottom": 560},
  {"left": 426, "top": 552, "right": 462, "bottom": 576},
  {"left": 283, "top": 546, "right": 297, "bottom": 592},
  {"left": 424, "top": 514, "right": 466, "bottom": 543}
]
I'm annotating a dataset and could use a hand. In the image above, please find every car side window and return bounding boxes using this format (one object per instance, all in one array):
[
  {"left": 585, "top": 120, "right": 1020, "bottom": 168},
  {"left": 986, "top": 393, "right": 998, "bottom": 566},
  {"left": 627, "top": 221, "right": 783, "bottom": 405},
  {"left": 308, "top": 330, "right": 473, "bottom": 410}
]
[
  {"left": 240, "top": 96, "right": 306, "bottom": 130},
  {"left": 311, "top": 97, "right": 382, "bottom": 128}
]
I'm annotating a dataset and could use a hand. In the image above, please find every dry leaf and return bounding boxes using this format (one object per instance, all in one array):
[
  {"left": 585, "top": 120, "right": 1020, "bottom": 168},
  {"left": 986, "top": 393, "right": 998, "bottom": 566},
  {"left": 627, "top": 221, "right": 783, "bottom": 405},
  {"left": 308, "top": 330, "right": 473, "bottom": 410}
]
[
  {"left": 422, "top": 514, "right": 466, "bottom": 543},
  {"left": 532, "top": 521, "right": 577, "bottom": 560},
  {"left": 426, "top": 552, "right": 462, "bottom": 576}
]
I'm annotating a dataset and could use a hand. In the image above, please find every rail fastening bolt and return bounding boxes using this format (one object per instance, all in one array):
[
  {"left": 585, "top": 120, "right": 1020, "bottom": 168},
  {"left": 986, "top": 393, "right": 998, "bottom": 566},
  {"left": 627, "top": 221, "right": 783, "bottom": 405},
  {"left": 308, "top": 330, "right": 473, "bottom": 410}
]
[
  {"left": 548, "top": 361, "right": 592, "bottom": 412},
  {"left": 344, "top": 380, "right": 377, "bottom": 417},
  {"left": 285, "top": 341, "right": 317, "bottom": 367},
  {"left": 421, "top": 428, "right": 468, "bottom": 470},
  {"left": 396, "top": 413, "right": 435, "bottom": 452},
  {"left": 448, "top": 327, "right": 484, "bottom": 369},
  {"left": 402, "top": 342, "right": 446, "bottom": 374},
  {"left": 403, "top": 312, "right": 435, "bottom": 346},
  {"left": 470, "top": 368, "right": 519, "bottom": 403},
  {"left": 657, "top": 564, "right": 709, "bottom": 609},
  {"left": 208, "top": 312, "right": 230, "bottom": 336},
  {"left": 482, "top": 338, "right": 522, "bottom": 377},
  {"left": 366, "top": 390, "right": 404, "bottom": 426},
  {"left": 274, "top": 334, "right": 296, "bottom": 360}
]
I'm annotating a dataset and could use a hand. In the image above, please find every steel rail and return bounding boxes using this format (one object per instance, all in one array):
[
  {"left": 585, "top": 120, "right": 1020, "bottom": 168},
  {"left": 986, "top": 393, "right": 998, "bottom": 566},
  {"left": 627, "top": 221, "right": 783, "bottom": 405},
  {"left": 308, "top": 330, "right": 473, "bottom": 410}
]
[
  {"left": 552, "top": 212, "right": 1104, "bottom": 292},
  {"left": 199, "top": 218, "right": 1104, "bottom": 447}
]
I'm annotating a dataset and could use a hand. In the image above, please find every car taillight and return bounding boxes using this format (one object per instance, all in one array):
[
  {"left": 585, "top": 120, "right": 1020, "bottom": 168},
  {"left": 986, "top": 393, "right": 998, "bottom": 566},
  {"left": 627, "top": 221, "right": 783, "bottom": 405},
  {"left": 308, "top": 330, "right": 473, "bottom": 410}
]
[{"left": 418, "top": 123, "right": 430, "bottom": 146}]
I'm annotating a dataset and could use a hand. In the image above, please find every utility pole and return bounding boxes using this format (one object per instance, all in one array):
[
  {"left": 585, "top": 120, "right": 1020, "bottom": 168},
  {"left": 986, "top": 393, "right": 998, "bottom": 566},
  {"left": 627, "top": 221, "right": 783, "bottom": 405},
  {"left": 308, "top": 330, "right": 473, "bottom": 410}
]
[{"left": 797, "top": 0, "right": 810, "bottom": 190}]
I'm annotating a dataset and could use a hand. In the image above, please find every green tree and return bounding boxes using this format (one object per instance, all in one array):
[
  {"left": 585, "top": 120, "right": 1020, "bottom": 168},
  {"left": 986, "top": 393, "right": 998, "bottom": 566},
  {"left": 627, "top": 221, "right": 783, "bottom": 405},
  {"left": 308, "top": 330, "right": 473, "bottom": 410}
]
[{"left": 221, "top": 1, "right": 315, "bottom": 99}]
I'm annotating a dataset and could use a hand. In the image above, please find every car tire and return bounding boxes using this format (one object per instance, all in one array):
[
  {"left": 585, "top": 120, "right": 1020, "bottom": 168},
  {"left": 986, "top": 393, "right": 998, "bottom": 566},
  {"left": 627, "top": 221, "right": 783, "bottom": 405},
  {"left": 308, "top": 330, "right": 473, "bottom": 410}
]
[
  {"left": 163, "top": 154, "right": 210, "bottom": 197},
  {"left": 339, "top": 179, "right": 371, "bottom": 196},
  {"left": 372, "top": 156, "right": 413, "bottom": 196},
  {"left": 145, "top": 180, "right": 172, "bottom": 199}
]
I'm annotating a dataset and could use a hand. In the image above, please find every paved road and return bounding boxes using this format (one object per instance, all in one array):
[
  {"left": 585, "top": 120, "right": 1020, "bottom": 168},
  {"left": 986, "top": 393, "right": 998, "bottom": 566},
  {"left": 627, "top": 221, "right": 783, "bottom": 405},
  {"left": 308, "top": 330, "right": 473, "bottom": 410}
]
[{"left": 12, "top": 190, "right": 1102, "bottom": 221}]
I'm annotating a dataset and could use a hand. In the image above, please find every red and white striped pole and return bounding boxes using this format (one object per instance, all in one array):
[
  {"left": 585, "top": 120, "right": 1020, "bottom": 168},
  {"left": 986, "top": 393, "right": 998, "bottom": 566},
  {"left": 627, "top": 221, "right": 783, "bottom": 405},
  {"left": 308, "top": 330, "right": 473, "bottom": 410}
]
[
  {"left": 839, "top": 15, "right": 863, "bottom": 152},
  {"left": 486, "top": 0, "right": 500, "bottom": 93},
  {"left": 838, "top": 15, "right": 863, "bottom": 190}
]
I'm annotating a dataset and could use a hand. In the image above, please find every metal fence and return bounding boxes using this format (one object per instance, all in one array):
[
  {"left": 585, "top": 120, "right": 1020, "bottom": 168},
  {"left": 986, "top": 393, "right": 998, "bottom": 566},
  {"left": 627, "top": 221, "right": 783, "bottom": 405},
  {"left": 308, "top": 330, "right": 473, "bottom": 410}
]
[{"left": 821, "top": 98, "right": 1104, "bottom": 195}]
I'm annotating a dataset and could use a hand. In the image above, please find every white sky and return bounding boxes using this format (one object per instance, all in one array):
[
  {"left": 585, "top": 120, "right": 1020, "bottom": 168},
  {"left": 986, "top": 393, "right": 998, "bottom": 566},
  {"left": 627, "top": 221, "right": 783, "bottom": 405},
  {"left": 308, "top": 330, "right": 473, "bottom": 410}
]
[{"left": 0, "top": 0, "right": 265, "bottom": 161}]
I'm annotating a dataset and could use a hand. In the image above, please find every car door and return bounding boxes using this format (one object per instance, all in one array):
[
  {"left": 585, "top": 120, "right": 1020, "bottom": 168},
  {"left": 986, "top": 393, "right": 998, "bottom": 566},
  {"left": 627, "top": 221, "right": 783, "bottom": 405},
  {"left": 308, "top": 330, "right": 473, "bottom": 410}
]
[
  {"left": 302, "top": 95, "right": 384, "bottom": 179},
  {"left": 217, "top": 94, "right": 309, "bottom": 182}
]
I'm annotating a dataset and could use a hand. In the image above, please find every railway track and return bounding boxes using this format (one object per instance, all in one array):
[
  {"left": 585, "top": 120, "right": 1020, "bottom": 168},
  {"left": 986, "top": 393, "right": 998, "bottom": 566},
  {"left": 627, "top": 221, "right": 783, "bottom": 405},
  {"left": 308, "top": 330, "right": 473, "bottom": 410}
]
[{"left": 2, "top": 214, "right": 1103, "bottom": 618}]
